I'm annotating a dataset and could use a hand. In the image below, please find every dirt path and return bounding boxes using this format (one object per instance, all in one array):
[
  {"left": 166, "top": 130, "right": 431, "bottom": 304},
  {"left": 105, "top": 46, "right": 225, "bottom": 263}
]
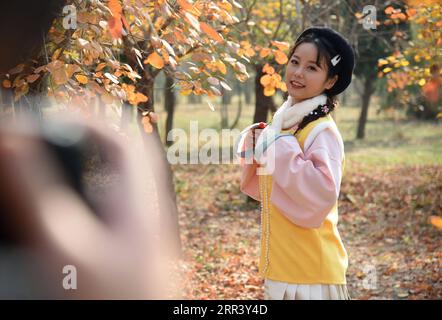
[{"left": 174, "top": 164, "right": 441, "bottom": 299}]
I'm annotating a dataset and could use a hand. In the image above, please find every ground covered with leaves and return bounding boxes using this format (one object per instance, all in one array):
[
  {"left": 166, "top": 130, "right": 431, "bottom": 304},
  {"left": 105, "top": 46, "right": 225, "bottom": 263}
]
[{"left": 174, "top": 164, "right": 441, "bottom": 300}]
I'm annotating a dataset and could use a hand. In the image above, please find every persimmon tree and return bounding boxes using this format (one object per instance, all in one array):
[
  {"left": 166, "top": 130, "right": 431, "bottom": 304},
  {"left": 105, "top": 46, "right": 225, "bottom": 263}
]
[
  {"left": 230, "top": 0, "right": 299, "bottom": 123},
  {"left": 377, "top": 0, "right": 441, "bottom": 119},
  {"left": 0, "top": 0, "right": 258, "bottom": 257}
]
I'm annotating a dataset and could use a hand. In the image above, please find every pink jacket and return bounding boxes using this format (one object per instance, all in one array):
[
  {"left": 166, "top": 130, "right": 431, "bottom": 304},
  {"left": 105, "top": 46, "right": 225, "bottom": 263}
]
[{"left": 240, "top": 128, "right": 343, "bottom": 228}]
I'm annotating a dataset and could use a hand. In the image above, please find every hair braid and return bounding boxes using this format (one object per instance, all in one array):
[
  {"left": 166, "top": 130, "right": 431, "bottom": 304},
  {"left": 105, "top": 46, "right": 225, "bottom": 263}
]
[{"left": 294, "top": 96, "right": 337, "bottom": 135}]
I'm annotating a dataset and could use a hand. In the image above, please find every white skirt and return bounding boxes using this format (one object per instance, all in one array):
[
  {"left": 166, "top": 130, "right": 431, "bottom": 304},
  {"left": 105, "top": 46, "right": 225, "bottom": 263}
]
[{"left": 264, "top": 279, "right": 351, "bottom": 300}]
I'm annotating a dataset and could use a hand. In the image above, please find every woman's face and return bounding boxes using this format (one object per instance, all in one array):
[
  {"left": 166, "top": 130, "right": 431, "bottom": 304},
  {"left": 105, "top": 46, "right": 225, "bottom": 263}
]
[{"left": 285, "top": 42, "right": 337, "bottom": 103}]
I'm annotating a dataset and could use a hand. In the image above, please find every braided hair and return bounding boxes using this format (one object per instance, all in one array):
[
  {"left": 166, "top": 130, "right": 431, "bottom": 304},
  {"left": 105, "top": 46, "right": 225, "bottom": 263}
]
[{"left": 295, "top": 96, "right": 338, "bottom": 134}]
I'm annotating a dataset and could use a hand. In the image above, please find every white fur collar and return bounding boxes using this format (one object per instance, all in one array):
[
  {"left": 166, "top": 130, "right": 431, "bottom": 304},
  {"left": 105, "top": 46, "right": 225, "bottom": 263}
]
[
  {"left": 273, "top": 94, "right": 327, "bottom": 132},
  {"left": 255, "top": 94, "right": 327, "bottom": 153}
]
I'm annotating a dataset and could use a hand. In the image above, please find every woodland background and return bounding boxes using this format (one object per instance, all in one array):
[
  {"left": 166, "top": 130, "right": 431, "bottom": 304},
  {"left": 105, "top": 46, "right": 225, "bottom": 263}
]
[{"left": 0, "top": 0, "right": 440, "bottom": 299}]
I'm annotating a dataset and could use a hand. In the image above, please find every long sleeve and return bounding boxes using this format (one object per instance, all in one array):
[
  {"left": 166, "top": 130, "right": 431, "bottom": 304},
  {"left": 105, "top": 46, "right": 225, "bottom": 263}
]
[
  {"left": 238, "top": 127, "right": 261, "bottom": 201},
  {"left": 264, "top": 128, "right": 344, "bottom": 228},
  {"left": 240, "top": 162, "right": 261, "bottom": 201}
]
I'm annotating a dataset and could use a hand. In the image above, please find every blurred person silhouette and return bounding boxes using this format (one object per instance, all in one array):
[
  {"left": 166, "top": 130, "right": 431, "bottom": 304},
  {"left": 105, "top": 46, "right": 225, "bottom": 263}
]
[{"left": 0, "top": 1, "right": 180, "bottom": 299}]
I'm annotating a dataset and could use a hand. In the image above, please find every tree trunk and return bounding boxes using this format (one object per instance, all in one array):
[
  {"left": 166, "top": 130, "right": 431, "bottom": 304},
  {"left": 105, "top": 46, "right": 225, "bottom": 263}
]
[
  {"left": 253, "top": 64, "right": 275, "bottom": 123},
  {"left": 243, "top": 80, "right": 252, "bottom": 105},
  {"left": 356, "top": 76, "right": 375, "bottom": 139},
  {"left": 164, "top": 74, "right": 175, "bottom": 147},
  {"left": 136, "top": 76, "right": 182, "bottom": 258},
  {"left": 0, "top": 89, "right": 14, "bottom": 123}
]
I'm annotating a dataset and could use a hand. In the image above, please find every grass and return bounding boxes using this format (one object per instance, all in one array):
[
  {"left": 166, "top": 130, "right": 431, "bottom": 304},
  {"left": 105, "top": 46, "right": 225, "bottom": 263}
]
[{"left": 154, "top": 95, "right": 442, "bottom": 168}]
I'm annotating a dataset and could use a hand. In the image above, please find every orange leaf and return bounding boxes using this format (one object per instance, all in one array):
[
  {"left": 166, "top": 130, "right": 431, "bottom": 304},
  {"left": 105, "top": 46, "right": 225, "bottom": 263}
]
[
  {"left": 108, "top": 16, "right": 122, "bottom": 39},
  {"left": 263, "top": 86, "right": 275, "bottom": 96},
  {"left": 108, "top": 0, "right": 123, "bottom": 39},
  {"left": 260, "top": 74, "right": 272, "bottom": 86},
  {"left": 75, "top": 74, "right": 89, "bottom": 84},
  {"left": 96, "top": 63, "right": 107, "bottom": 72},
  {"left": 262, "top": 63, "right": 275, "bottom": 75},
  {"left": 272, "top": 40, "right": 289, "bottom": 51},
  {"left": 274, "top": 50, "right": 288, "bottom": 64},
  {"left": 2, "top": 79, "right": 11, "bottom": 88},
  {"left": 134, "top": 92, "right": 148, "bottom": 105},
  {"left": 259, "top": 48, "right": 271, "bottom": 58},
  {"left": 108, "top": 0, "right": 122, "bottom": 16},
  {"left": 200, "top": 22, "right": 224, "bottom": 43},
  {"left": 429, "top": 216, "right": 442, "bottom": 230},
  {"left": 385, "top": 6, "right": 394, "bottom": 15},
  {"left": 144, "top": 51, "right": 164, "bottom": 69},
  {"left": 177, "top": 0, "right": 193, "bottom": 11}
]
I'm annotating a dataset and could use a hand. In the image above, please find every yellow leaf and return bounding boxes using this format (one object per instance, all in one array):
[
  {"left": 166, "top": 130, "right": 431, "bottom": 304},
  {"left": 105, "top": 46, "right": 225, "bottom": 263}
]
[
  {"left": 215, "top": 60, "right": 227, "bottom": 74},
  {"left": 75, "top": 74, "right": 89, "bottom": 84},
  {"left": 200, "top": 22, "right": 224, "bottom": 43},
  {"left": 274, "top": 50, "right": 288, "bottom": 65},
  {"left": 278, "top": 81, "right": 287, "bottom": 92},
  {"left": 378, "top": 59, "right": 389, "bottom": 66},
  {"left": 382, "top": 67, "right": 392, "bottom": 73},
  {"left": 263, "top": 86, "right": 275, "bottom": 96},
  {"left": 418, "top": 79, "right": 426, "bottom": 86},
  {"left": 429, "top": 216, "right": 442, "bottom": 230},
  {"left": 52, "top": 48, "right": 62, "bottom": 60},
  {"left": 144, "top": 51, "right": 164, "bottom": 69},
  {"left": 180, "top": 89, "right": 192, "bottom": 96},
  {"left": 260, "top": 74, "right": 272, "bottom": 86}
]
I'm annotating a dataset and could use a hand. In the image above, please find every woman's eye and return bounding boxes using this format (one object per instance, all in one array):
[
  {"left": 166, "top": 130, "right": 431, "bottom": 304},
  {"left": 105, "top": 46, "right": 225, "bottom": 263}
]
[
  {"left": 308, "top": 66, "right": 317, "bottom": 71},
  {"left": 291, "top": 59, "right": 298, "bottom": 65}
]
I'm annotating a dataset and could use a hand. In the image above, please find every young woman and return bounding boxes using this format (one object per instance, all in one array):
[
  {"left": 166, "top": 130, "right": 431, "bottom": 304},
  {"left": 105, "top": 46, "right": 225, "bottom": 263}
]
[{"left": 238, "top": 26, "right": 355, "bottom": 300}]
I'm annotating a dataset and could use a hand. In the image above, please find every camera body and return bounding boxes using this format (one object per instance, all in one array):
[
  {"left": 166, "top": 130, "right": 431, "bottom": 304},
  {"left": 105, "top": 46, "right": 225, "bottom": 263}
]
[{"left": 0, "top": 120, "right": 96, "bottom": 245}]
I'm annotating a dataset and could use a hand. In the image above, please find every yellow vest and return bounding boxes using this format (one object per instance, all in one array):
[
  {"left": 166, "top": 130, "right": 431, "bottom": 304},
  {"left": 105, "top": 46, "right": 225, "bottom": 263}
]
[{"left": 258, "top": 115, "right": 348, "bottom": 284}]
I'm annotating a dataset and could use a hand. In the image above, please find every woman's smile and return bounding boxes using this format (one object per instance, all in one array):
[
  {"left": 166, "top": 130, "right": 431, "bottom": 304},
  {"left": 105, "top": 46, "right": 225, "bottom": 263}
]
[{"left": 289, "top": 80, "right": 306, "bottom": 89}]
